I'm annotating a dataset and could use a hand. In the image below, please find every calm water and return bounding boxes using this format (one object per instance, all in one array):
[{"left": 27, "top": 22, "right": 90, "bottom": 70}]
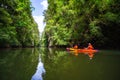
[{"left": 0, "top": 48, "right": 120, "bottom": 80}]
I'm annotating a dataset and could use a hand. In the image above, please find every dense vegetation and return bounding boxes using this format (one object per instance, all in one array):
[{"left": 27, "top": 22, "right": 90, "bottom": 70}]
[
  {"left": 42, "top": 0, "right": 120, "bottom": 49},
  {"left": 0, "top": 0, "right": 40, "bottom": 48}
]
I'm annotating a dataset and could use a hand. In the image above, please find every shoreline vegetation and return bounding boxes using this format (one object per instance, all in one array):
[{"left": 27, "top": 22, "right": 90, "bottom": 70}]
[
  {"left": 0, "top": 0, "right": 40, "bottom": 48},
  {"left": 0, "top": 0, "right": 120, "bottom": 49},
  {"left": 41, "top": 0, "right": 120, "bottom": 49}
]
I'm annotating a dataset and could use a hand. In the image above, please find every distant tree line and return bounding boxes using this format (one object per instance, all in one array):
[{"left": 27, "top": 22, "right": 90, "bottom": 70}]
[
  {"left": 0, "top": 0, "right": 40, "bottom": 48},
  {"left": 41, "top": 0, "right": 120, "bottom": 49}
]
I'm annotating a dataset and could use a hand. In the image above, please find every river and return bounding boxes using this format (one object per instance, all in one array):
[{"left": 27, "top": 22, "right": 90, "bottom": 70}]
[{"left": 0, "top": 48, "right": 120, "bottom": 80}]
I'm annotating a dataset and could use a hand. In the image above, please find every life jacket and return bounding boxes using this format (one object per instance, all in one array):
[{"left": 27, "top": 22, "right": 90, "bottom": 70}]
[
  {"left": 74, "top": 45, "right": 78, "bottom": 49},
  {"left": 88, "top": 44, "right": 94, "bottom": 49}
]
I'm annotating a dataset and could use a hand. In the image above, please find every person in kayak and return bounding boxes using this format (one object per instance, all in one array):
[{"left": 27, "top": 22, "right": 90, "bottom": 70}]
[
  {"left": 74, "top": 45, "right": 78, "bottom": 49},
  {"left": 87, "top": 43, "right": 94, "bottom": 50}
]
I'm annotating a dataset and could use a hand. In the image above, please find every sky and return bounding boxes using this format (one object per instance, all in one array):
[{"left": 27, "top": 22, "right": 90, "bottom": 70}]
[{"left": 30, "top": 0, "right": 48, "bottom": 33}]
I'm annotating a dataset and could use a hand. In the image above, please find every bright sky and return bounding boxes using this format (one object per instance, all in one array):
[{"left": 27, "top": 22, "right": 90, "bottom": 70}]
[{"left": 30, "top": 0, "right": 48, "bottom": 33}]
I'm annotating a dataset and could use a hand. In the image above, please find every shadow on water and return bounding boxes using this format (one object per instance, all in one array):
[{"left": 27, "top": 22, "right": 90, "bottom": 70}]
[
  {"left": 0, "top": 48, "right": 40, "bottom": 80},
  {"left": 43, "top": 48, "right": 120, "bottom": 80}
]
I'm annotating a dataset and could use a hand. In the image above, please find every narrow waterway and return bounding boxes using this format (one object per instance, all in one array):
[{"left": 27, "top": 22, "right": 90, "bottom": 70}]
[{"left": 0, "top": 48, "right": 120, "bottom": 80}]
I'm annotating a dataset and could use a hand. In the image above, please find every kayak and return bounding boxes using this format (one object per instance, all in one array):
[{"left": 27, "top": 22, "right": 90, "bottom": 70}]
[
  {"left": 66, "top": 48, "right": 98, "bottom": 53},
  {"left": 66, "top": 48, "right": 75, "bottom": 51},
  {"left": 78, "top": 49, "right": 98, "bottom": 53}
]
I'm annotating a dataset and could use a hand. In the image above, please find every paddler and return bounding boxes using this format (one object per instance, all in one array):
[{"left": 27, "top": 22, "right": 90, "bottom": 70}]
[
  {"left": 74, "top": 45, "right": 78, "bottom": 49},
  {"left": 87, "top": 43, "right": 94, "bottom": 50}
]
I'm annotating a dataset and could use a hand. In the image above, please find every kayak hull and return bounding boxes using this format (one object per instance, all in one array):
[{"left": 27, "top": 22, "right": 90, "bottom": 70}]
[{"left": 66, "top": 48, "right": 98, "bottom": 53}]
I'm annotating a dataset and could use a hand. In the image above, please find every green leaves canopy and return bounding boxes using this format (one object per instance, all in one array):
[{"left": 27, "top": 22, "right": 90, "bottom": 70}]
[
  {"left": 43, "top": 0, "right": 120, "bottom": 48},
  {"left": 0, "top": 0, "right": 40, "bottom": 47}
]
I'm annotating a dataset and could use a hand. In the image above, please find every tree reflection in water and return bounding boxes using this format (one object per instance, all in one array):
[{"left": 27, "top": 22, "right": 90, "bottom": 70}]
[{"left": 31, "top": 54, "right": 45, "bottom": 80}]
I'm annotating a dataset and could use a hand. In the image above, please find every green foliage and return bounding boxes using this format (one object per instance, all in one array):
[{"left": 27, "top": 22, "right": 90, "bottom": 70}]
[
  {"left": 0, "top": 0, "right": 40, "bottom": 47},
  {"left": 43, "top": 0, "right": 120, "bottom": 48},
  {"left": 0, "top": 8, "right": 12, "bottom": 26}
]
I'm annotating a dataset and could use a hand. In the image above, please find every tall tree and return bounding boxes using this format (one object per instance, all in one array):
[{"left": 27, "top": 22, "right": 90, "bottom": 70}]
[
  {"left": 43, "top": 0, "right": 120, "bottom": 48},
  {"left": 0, "top": 0, "right": 40, "bottom": 47}
]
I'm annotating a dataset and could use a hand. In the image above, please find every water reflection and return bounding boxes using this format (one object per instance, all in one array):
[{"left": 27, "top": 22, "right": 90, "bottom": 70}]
[
  {"left": 69, "top": 51, "right": 96, "bottom": 59},
  {"left": 1, "top": 48, "right": 120, "bottom": 80},
  {"left": 31, "top": 54, "right": 45, "bottom": 80},
  {"left": 87, "top": 52, "right": 95, "bottom": 59}
]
